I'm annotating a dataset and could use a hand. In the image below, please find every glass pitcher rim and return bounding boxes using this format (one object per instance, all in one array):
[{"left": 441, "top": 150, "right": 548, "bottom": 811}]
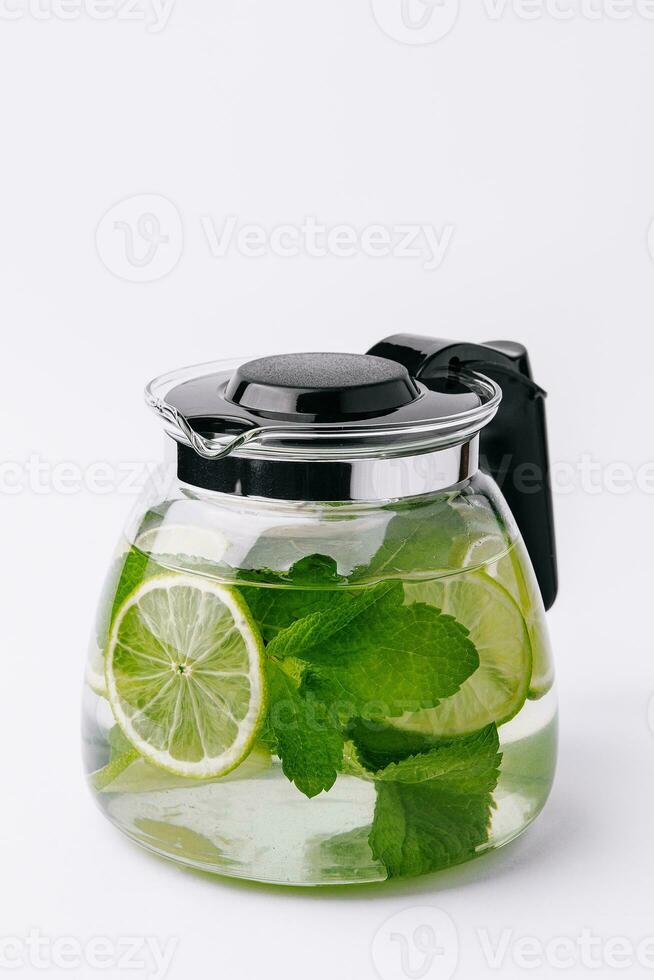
[{"left": 145, "top": 356, "right": 502, "bottom": 463}]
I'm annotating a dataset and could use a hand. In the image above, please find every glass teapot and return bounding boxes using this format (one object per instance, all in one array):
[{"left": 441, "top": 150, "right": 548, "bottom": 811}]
[{"left": 83, "top": 334, "right": 558, "bottom": 886}]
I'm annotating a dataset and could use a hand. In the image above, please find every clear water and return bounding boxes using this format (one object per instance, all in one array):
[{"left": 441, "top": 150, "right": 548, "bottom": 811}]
[
  {"left": 83, "top": 535, "right": 557, "bottom": 886},
  {"left": 84, "top": 690, "right": 556, "bottom": 885}
]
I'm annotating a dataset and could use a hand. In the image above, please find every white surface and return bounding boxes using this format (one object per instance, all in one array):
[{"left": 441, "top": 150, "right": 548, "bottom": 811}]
[{"left": 2, "top": 3, "right": 654, "bottom": 978}]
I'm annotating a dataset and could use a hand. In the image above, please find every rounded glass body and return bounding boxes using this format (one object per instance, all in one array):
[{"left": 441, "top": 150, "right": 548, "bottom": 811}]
[{"left": 83, "top": 465, "right": 557, "bottom": 886}]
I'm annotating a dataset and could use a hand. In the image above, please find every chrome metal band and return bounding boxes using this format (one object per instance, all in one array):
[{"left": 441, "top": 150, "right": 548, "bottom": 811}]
[
  {"left": 346, "top": 437, "right": 479, "bottom": 501},
  {"left": 176, "top": 437, "right": 479, "bottom": 502}
]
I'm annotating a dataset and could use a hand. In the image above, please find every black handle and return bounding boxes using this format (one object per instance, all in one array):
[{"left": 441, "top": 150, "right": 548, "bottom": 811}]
[{"left": 368, "top": 334, "right": 557, "bottom": 610}]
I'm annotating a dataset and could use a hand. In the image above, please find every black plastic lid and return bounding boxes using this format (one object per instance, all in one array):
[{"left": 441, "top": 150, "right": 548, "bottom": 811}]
[
  {"left": 224, "top": 353, "right": 420, "bottom": 420},
  {"left": 165, "top": 352, "right": 482, "bottom": 432}
]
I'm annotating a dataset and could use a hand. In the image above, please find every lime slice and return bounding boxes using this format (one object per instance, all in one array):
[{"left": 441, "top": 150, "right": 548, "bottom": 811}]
[
  {"left": 525, "top": 626, "right": 554, "bottom": 699},
  {"left": 451, "top": 519, "right": 555, "bottom": 702},
  {"left": 92, "top": 742, "right": 272, "bottom": 793},
  {"left": 106, "top": 574, "right": 266, "bottom": 779},
  {"left": 85, "top": 641, "right": 108, "bottom": 697},
  {"left": 489, "top": 547, "right": 554, "bottom": 700},
  {"left": 394, "top": 573, "right": 532, "bottom": 736}
]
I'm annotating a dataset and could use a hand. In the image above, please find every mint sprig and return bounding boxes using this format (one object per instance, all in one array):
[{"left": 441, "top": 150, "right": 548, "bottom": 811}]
[
  {"left": 266, "top": 662, "right": 344, "bottom": 798},
  {"left": 368, "top": 726, "right": 501, "bottom": 877},
  {"left": 247, "top": 575, "right": 479, "bottom": 801}
]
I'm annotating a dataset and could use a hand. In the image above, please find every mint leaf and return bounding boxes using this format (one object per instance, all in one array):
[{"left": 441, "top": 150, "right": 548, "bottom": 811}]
[
  {"left": 255, "top": 718, "right": 279, "bottom": 755},
  {"left": 368, "top": 726, "right": 501, "bottom": 878},
  {"left": 266, "top": 662, "right": 344, "bottom": 798},
  {"left": 297, "top": 595, "right": 479, "bottom": 719},
  {"left": 266, "top": 582, "right": 398, "bottom": 660},
  {"left": 239, "top": 583, "right": 348, "bottom": 644},
  {"left": 285, "top": 554, "right": 342, "bottom": 583},
  {"left": 237, "top": 555, "right": 347, "bottom": 640},
  {"left": 346, "top": 717, "right": 452, "bottom": 770},
  {"left": 95, "top": 546, "right": 150, "bottom": 649},
  {"left": 237, "top": 550, "right": 345, "bottom": 586},
  {"left": 316, "top": 825, "right": 380, "bottom": 882},
  {"left": 354, "top": 497, "right": 465, "bottom": 579}
]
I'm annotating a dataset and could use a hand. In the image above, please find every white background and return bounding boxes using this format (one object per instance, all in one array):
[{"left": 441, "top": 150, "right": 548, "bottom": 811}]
[{"left": 2, "top": 1, "right": 654, "bottom": 978}]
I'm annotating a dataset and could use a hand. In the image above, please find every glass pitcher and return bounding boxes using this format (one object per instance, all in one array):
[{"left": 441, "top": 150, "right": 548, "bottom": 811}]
[{"left": 82, "top": 334, "right": 558, "bottom": 886}]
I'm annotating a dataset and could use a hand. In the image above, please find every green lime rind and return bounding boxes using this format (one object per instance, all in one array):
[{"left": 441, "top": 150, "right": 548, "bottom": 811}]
[
  {"left": 105, "top": 573, "right": 267, "bottom": 780},
  {"left": 489, "top": 545, "right": 555, "bottom": 701},
  {"left": 91, "top": 748, "right": 140, "bottom": 791},
  {"left": 85, "top": 643, "right": 108, "bottom": 698}
]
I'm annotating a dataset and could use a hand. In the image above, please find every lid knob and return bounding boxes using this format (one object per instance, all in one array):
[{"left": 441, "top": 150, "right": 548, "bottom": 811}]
[{"left": 224, "top": 352, "right": 420, "bottom": 420}]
